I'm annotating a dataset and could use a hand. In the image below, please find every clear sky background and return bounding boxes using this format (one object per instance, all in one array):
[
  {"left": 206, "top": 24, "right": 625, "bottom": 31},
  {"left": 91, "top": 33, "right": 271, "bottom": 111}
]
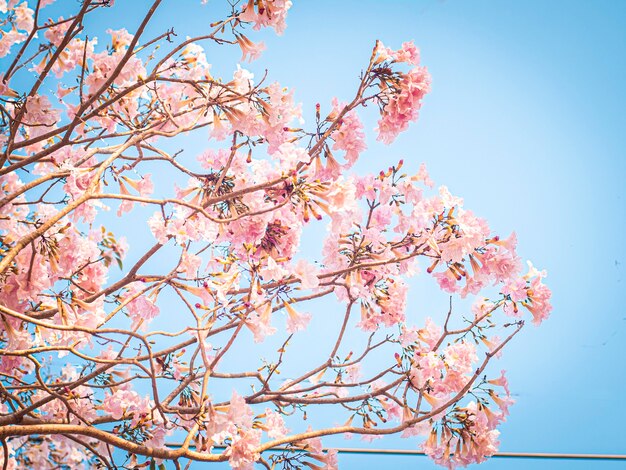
[{"left": 38, "top": 0, "right": 626, "bottom": 468}]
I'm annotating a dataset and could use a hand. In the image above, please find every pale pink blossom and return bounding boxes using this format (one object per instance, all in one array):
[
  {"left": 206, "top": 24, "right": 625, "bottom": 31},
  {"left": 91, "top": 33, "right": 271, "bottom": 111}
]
[
  {"left": 523, "top": 275, "right": 552, "bottom": 325},
  {"left": 293, "top": 259, "right": 320, "bottom": 289},
  {"left": 179, "top": 251, "right": 202, "bottom": 279},
  {"left": 443, "top": 341, "right": 477, "bottom": 375},
  {"left": 0, "top": 30, "right": 27, "bottom": 57},
  {"left": 14, "top": 2, "right": 34, "bottom": 31},
  {"left": 284, "top": 301, "right": 311, "bottom": 333},
  {"left": 107, "top": 28, "right": 133, "bottom": 50},
  {"left": 239, "top": 0, "right": 292, "bottom": 35},
  {"left": 488, "top": 370, "right": 511, "bottom": 396},
  {"left": 330, "top": 99, "right": 367, "bottom": 167},
  {"left": 245, "top": 302, "right": 277, "bottom": 343},
  {"left": 394, "top": 41, "right": 420, "bottom": 65},
  {"left": 264, "top": 408, "right": 289, "bottom": 439},
  {"left": 410, "top": 351, "right": 444, "bottom": 388},
  {"left": 123, "top": 282, "right": 160, "bottom": 330},
  {"left": 226, "top": 429, "right": 261, "bottom": 470},
  {"left": 236, "top": 34, "right": 266, "bottom": 62},
  {"left": 376, "top": 65, "right": 431, "bottom": 144}
]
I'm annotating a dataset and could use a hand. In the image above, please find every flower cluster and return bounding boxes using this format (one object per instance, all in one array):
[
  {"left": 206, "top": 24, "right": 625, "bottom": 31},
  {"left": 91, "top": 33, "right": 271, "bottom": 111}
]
[{"left": 374, "top": 41, "right": 432, "bottom": 144}]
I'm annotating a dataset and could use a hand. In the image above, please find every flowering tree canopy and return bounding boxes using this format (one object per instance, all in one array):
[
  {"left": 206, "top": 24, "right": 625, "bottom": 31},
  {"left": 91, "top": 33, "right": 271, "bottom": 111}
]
[{"left": 0, "top": 1, "right": 552, "bottom": 469}]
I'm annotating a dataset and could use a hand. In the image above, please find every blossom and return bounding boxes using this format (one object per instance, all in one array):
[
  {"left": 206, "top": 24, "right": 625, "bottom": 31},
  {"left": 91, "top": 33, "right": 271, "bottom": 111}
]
[
  {"left": 293, "top": 259, "right": 320, "bottom": 289},
  {"left": 14, "top": 2, "right": 34, "bottom": 31},
  {"left": 102, "top": 389, "right": 153, "bottom": 425},
  {"left": 394, "top": 41, "right": 420, "bottom": 65},
  {"left": 410, "top": 351, "right": 444, "bottom": 389},
  {"left": 227, "top": 390, "right": 254, "bottom": 428},
  {"left": 264, "top": 408, "right": 289, "bottom": 439},
  {"left": 376, "top": 65, "right": 431, "bottom": 144},
  {"left": 0, "top": 30, "right": 26, "bottom": 57},
  {"left": 501, "top": 277, "right": 528, "bottom": 302},
  {"left": 284, "top": 301, "right": 311, "bottom": 333},
  {"left": 226, "top": 429, "right": 261, "bottom": 470},
  {"left": 123, "top": 282, "right": 160, "bottom": 330},
  {"left": 488, "top": 390, "right": 515, "bottom": 416},
  {"left": 179, "top": 251, "right": 202, "bottom": 279},
  {"left": 107, "top": 28, "right": 134, "bottom": 51},
  {"left": 259, "top": 256, "right": 287, "bottom": 281},
  {"left": 245, "top": 302, "right": 277, "bottom": 343},
  {"left": 419, "top": 318, "right": 443, "bottom": 351},
  {"left": 330, "top": 99, "right": 367, "bottom": 167},
  {"left": 523, "top": 275, "right": 552, "bottom": 325},
  {"left": 22, "top": 95, "right": 61, "bottom": 138},
  {"left": 344, "top": 363, "right": 362, "bottom": 383},
  {"left": 488, "top": 370, "right": 511, "bottom": 396},
  {"left": 238, "top": 0, "right": 292, "bottom": 35},
  {"left": 399, "top": 325, "right": 419, "bottom": 347},
  {"left": 236, "top": 34, "right": 266, "bottom": 62}
]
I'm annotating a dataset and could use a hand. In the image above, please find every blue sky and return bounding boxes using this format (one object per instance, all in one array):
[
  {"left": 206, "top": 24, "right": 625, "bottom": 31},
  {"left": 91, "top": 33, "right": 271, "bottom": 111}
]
[{"left": 31, "top": 0, "right": 626, "bottom": 468}]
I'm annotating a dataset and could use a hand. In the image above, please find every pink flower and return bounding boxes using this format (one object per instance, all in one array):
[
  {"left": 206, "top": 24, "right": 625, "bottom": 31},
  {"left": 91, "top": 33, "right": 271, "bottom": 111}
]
[
  {"left": 107, "top": 28, "right": 134, "bottom": 51},
  {"left": 488, "top": 370, "right": 511, "bottom": 396},
  {"left": 484, "top": 247, "right": 522, "bottom": 284},
  {"left": 501, "top": 277, "right": 528, "bottom": 302},
  {"left": 239, "top": 0, "right": 292, "bottom": 35},
  {"left": 323, "top": 178, "right": 358, "bottom": 215},
  {"left": 488, "top": 390, "right": 515, "bottom": 416},
  {"left": 237, "top": 34, "right": 266, "bottom": 62},
  {"left": 344, "top": 363, "right": 362, "bottom": 384},
  {"left": 433, "top": 270, "right": 459, "bottom": 294},
  {"left": 481, "top": 335, "right": 503, "bottom": 358},
  {"left": 419, "top": 318, "right": 443, "bottom": 351},
  {"left": 14, "top": 2, "right": 34, "bottom": 31},
  {"left": 44, "top": 17, "right": 71, "bottom": 46},
  {"left": 148, "top": 212, "right": 169, "bottom": 244},
  {"left": 123, "top": 282, "right": 160, "bottom": 330},
  {"left": 121, "top": 174, "right": 154, "bottom": 197},
  {"left": 376, "top": 66, "right": 431, "bottom": 144},
  {"left": 0, "top": 30, "right": 27, "bottom": 57},
  {"left": 410, "top": 351, "right": 444, "bottom": 388},
  {"left": 102, "top": 389, "right": 153, "bottom": 425},
  {"left": 228, "top": 390, "right": 254, "bottom": 428},
  {"left": 414, "top": 162, "right": 434, "bottom": 188},
  {"left": 226, "top": 429, "right": 261, "bottom": 470},
  {"left": 394, "top": 41, "right": 420, "bottom": 65},
  {"left": 273, "top": 142, "right": 309, "bottom": 168},
  {"left": 259, "top": 256, "right": 287, "bottom": 281},
  {"left": 284, "top": 301, "right": 311, "bottom": 333},
  {"left": 399, "top": 325, "right": 419, "bottom": 347},
  {"left": 330, "top": 99, "right": 367, "bottom": 167},
  {"left": 523, "top": 275, "right": 552, "bottom": 325},
  {"left": 0, "top": 74, "right": 17, "bottom": 98},
  {"left": 22, "top": 95, "right": 60, "bottom": 137},
  {"left": 245, "top": 303, "right": 277, "bottom": 343},
  {"left": 264, "top": 408, "right": 289, "bottom": 439},
  {"left": 178, "top": 251, "right": 202, "bottom": 279},
  {"left": 293, "top": 259, "right": 320, "bottom": 289},
  {"left": 443, "top": 341, "right": 477, "bottom": 375}
]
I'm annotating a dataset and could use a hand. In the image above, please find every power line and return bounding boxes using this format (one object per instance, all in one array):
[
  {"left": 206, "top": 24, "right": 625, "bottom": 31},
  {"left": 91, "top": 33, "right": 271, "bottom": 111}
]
[
  {"left": 326, "top": 448, "right": 626, "bottom": 461},
  {"left": 166, "top": 444, "right": 626, "bottom": 461}
]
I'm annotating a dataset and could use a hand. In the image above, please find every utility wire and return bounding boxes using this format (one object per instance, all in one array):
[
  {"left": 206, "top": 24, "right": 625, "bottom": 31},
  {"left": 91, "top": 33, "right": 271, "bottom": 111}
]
[
  {"left": 165, "top": 443, "right": 626, "bottom": 461},
  {"left": 324, "top": 448, "right": 626, "bottom": 461}
]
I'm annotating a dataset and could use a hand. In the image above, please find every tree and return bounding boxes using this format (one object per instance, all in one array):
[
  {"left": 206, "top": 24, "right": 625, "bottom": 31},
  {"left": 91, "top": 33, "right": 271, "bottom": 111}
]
[{"left": 0, "top": 1, "right": 552, "bottom": 469}]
